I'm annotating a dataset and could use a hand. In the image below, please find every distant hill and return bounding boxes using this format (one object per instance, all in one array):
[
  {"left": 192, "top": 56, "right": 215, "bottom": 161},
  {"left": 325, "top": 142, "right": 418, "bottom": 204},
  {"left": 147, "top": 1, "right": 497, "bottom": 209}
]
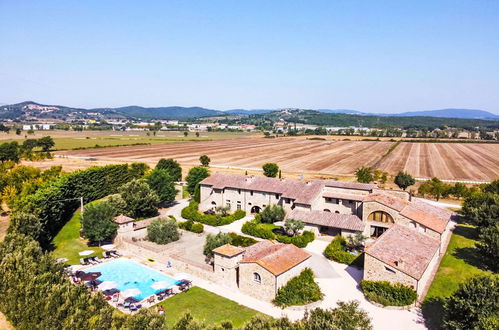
[
  {"left": 1, "top": 101, "right": 498, "bottom": 122},
  {"left": 393, "top": 108, "right": 498, "bottom": 120},
  {"left": 316, "top": 109, "right": 364, "bottom": 115},
  {"left": 92, "top": 106, "right": 223, "bottom": 119}
]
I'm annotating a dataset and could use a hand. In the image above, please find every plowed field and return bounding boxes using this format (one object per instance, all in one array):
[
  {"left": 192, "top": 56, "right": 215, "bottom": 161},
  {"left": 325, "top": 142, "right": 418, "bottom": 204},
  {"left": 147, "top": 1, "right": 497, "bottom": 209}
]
[
  {"left": 57, "top": 138, "right": 392, "bottom": 177},
  {"left": 376, "top": 142, "right": 499, "bottom": 181},
  {"left": 57, "top": 139, "right": 499, "bottom": 181}
]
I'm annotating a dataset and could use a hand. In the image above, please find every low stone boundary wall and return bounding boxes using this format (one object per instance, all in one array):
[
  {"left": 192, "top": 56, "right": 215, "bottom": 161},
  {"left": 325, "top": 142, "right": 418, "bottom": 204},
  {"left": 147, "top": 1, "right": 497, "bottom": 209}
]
[{"left": 118, "top": 236, "right": 216, "bottom": 282}]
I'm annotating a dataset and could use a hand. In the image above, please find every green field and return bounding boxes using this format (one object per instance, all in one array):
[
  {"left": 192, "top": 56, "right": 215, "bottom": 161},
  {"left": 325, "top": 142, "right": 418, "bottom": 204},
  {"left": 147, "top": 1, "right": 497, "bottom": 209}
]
[
  {"left": 157, "top": 286, "right": 264, "bottom": 327},
  {"left": 0, "top": 131, "right": 257, "bottom": 150},
  {"left": 51, "top": 210, "right": 104, "bottom": 265},
  {"left": 422, "top": 225, "right": 491, "bottom": 329}
]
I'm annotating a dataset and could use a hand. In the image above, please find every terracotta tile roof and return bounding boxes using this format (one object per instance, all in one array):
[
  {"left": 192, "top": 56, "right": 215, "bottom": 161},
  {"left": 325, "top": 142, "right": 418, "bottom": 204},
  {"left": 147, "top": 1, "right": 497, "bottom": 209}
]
[
  {"left": 213, "top": 244, "right": 245, "bottom": 257},
  {"left": 363, "top": 193, "right": 409, "bottom": 211},
  {"left": 322, "top": 192, "right": 365, "bottom": 201},
  {"left": 365, "top": 225, "right": 440, "bottom": 280},
  {"left": 113, "top": 214, "right": 134, "bottom": 224},
  {"left": 240, "top": 241, "right": 311, "bottom": 276},
  {"left": 133, "top": 218, "right": 153, "bottom": 230},
  {"left": 288, "top": 209, "right": 365, "bottom": 232},
  {"left": 323, "top": 180, "right": 377, "bottom": 191},
  {"left": 364, "top": 193, "right": 452, "bottom": 234},
  {"left": 400, "top": 205, "right": 449, "bottom": 234},
  {"left": 201, "top": 173, "right": 376, "bottom": 206}
]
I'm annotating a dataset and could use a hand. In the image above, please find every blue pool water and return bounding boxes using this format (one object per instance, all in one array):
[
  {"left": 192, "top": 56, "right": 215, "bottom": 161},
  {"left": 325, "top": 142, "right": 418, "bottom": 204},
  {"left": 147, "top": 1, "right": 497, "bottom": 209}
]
[{"left": 86, "top": 259, "right": 178, "bottom": 300}]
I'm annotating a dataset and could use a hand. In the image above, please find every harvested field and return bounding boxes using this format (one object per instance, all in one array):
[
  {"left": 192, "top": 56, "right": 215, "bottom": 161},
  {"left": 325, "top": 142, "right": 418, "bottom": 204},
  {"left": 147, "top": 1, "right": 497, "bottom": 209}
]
[
  {"left": 376, "top": 142, "right": 499, "bottom": 181},
  {"left": 57, "top": 138, "right": 393, "bottom": 177}
]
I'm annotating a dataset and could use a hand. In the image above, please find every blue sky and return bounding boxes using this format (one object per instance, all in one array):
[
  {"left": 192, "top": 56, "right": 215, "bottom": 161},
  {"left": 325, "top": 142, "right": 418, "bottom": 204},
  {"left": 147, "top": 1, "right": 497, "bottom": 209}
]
[{"left": 1, "top": 1, "right": 498, "bottom": 113}]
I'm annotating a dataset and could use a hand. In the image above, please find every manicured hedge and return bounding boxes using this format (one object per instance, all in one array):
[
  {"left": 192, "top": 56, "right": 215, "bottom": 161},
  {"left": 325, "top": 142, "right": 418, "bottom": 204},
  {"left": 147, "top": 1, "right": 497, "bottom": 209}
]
[
  {"left": 178, "top": 219, "right": 204, "bottom": 233},
  {"left": 241, "top": 220, "right": 315, "bottom": 248},
  {"left": 13, "top": 164, "right": 145, "bottom": 246},
  {"left": 273, "top": 268, "right": 323, "bottom": 307},
  {"left": 181, "top": 201, "right": 246, "bottom": 226},
  {"left": 361, "top": 280, "right": 417, "bottom": 306},
  {"left": 324, "top": 235, "right": 362, "bottom": 265},
  {"left": 228, "top": 232, "right": 257, "bottom": 247}
]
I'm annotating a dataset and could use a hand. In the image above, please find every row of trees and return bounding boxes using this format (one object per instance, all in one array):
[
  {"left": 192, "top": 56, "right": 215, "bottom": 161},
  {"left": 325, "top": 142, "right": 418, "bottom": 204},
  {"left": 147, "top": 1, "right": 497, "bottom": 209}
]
[
  {"left": 0, "top": 136, "right": 54, "bottom": 163},
  {"left": 356, "top": 167, "right": 483, "bottom": 201},
  {"left": 459, "top": 180, "right": 498, "bottom": 271}
]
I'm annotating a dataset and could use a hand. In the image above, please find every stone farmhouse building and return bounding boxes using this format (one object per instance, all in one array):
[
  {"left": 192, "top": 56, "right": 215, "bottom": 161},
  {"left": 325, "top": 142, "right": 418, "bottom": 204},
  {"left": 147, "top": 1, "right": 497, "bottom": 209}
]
[
  {"left": 200, "top": 173, "right": 456, "bottom": 294},
  {"left": 212, "top": 241, "right": 311, "bottom": 301}
]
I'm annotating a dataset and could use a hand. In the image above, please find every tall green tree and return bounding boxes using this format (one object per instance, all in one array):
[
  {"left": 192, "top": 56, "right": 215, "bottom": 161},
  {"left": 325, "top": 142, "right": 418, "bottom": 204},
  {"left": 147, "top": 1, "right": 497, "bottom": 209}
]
[
  {"left": 37, "top": 136, "right": 54, "bottom": 152},
  {"left": 199, "top": 154, "right": 211, "bottom": 167},
  {"left": 81, "top": 201, "right": 118, "bottom": 244},
  {"left": 0, "top": 141, "right": 20, "bottom": 163},
  {"left": 476, "top": 224, "right": 499, "bottom": 271},
  {"left": 262, "top": 163, "right": 279, "bottom": 177},
  {"left": 394, "top": 171, "right": 415, "bottom": 190},
  {"left": 443, "top": 275, "right": 499, "bottom": 330},
  {"left": 460, "top": 192, "right": 499, "bottom": 229},
  {"left": 119, "top": 179, "right": 160, "bottom": 218},
  {"left": 156, "top": 158, "right": 182, "bottom": 181},
  {"left": 146, "top": 169, "right": 177, "bottom": 204},
  {"left": 185, "top": 166, "right": 209, "bottom": 196},
  {"left": 355, "top": 167, "right": 373, "bottom": 183}
]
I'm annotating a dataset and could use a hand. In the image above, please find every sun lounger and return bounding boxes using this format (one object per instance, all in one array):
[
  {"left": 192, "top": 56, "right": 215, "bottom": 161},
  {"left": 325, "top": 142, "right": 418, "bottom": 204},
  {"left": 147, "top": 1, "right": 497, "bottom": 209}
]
[
  {"left": 102, "top": 251, "right": 110, "bottom": 258},
  {"left": 93, "top": 256, "right": 102, "bottom": 263},
  {"left": 80, "top": 258, "right": 88, "bottom": 265},
  {"left": 110, "top": 251, "right": 120, "bottom": 257}
]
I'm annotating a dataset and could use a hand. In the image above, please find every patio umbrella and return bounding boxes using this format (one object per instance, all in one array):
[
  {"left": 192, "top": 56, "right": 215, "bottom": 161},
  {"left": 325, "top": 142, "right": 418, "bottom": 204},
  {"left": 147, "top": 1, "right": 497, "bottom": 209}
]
[
  {"left": 122, "top": 288, "right": 141, "bottom": 298},
  {"left": 101, "top": 244, "right": 115, "bottom": 251},
  {"left": 78, "top": 250, "right": 94, "bottom": 256},
  {"left": 99, "top": 281, "right": 118, "bottom": 291},
  {"left": 56, "top": 257, "right": 68, "bottom": 263},
  {"left": 151, "top": 281, "right": 171, "bottom": 290},
  {"left": 78, "top": 272, "right": 102, "bottom": 281},
  {"left": 173, "top": 273, "right": 190, "bottom": 281}
]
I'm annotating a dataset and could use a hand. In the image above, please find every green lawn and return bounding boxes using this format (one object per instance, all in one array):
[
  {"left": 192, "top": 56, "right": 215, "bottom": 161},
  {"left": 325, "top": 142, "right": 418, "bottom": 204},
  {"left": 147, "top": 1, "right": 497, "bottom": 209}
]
[
  {"left": 51, "top": 210, "right": 104, "bottom": 265},
  {"left": 422, "top": 224, "right": 491, "bottom": 329},
  {"left": 157, "top": 286, "right": 264, "bottom": 327},
  {"left": 1, "top": 131, "right": 257, "bottom": 151}
]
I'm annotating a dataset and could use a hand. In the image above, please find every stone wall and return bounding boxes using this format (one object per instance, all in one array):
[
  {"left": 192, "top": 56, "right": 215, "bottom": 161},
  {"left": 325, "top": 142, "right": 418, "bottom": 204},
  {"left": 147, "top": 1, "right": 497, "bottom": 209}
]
[
  {"left": 239, "top": 263, "right": 277, "bottom": 301},
  {"left": 199, "top": 185, "right": 280, "bottom": 213},
  {"left": 363, "top": 254, "right": 417, "bottom": 290},
  {"left": 213, "top": 253, "right": 243, "bottom": 289},
  {"left": 416, "top": 248, "right": 439, "bottom": 296},
  {"left": 275, "top": 259, "right": 310, "bottom": 290}
]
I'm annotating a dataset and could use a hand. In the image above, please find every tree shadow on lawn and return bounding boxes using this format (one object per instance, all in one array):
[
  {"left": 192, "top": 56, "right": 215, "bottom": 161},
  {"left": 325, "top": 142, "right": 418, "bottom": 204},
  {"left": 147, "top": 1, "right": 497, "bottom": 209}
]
[
  {"left": 452, "top": 224, "right": 478, "bottom": 240},
  {"left": 421, "top": 297, "right": 446, "bottom": 330},
  {"left": 452, "top": 247, "right": 489, "bottom": 272}
]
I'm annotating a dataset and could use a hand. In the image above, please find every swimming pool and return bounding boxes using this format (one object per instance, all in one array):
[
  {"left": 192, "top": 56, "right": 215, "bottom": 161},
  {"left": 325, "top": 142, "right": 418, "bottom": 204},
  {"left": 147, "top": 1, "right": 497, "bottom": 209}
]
[{"left": 86, "top": 259, "right": 178, "bottom": 300}]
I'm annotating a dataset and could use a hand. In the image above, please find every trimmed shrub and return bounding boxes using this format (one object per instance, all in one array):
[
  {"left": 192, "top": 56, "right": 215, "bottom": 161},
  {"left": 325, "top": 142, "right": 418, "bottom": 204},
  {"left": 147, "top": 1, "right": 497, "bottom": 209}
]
[
  {"left": 241, "top": 220, "right": 315, "bottom": 247},
  {"left": 228, "top": 232, "right": 257, "bottom": 247},
  {"left": 276, "top": 230, "right": 315, "bottom": 248},
  {"left": 273, "top": 268, "right": 323, "bottom": 307},
  {"left": 361, "top": 280, "right": 417, "bottom": 306},
  {"left": 181, "top": 201, "right": 246, "bottom": 226},
  {"left": 190, "top": 223, "right": 204, "bottom": 233},
  {"left": 147, "top": 218, "right": 179, "bottom": 245},
  {"left": 324, "top": 235, "right": 360, "bottom": 265}
]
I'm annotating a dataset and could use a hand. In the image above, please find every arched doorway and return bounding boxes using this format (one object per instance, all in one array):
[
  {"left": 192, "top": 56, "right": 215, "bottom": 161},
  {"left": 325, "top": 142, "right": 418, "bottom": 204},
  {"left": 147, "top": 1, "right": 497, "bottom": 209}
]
[
  {"left": 251, "top": 206, "right": 261, "bottom": 214},
  {"left": 368, "top": 211, "right": 394, "bottom": 223}
]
